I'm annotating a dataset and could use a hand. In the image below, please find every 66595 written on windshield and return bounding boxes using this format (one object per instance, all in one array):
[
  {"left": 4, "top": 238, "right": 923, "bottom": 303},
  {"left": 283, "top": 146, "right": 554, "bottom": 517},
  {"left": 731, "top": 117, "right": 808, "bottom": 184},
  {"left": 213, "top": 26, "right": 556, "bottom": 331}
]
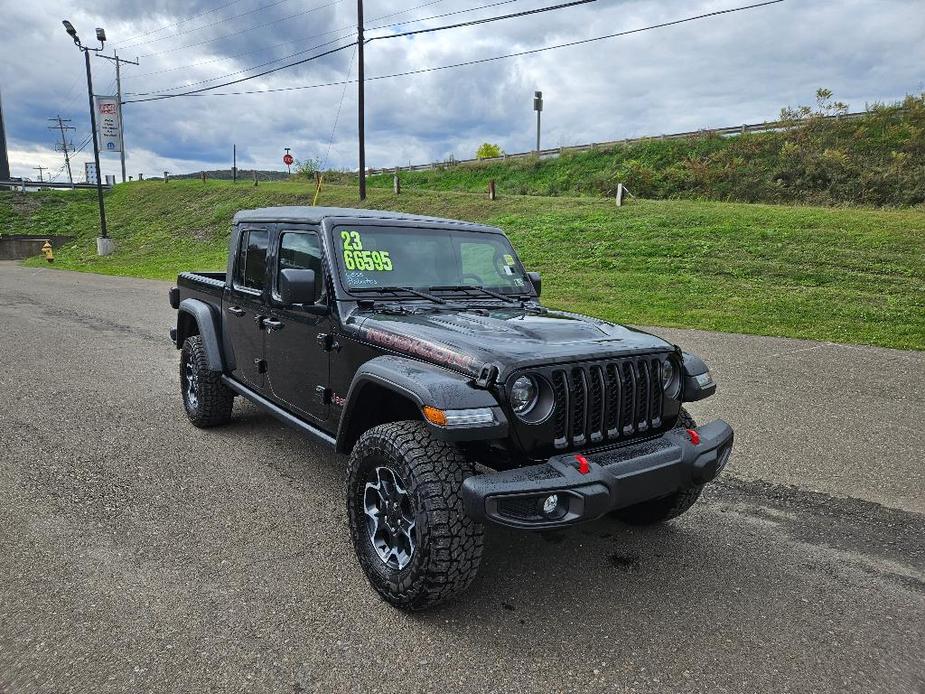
[{"left": 341, "top": 230, "right": 393, "bottom": 271}]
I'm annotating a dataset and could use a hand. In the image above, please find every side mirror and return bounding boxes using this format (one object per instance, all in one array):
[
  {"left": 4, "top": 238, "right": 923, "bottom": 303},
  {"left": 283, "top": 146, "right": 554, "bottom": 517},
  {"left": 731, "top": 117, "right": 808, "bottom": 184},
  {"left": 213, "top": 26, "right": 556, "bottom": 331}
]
[
  {"left": 527, "top": 271, "right": 541, "bottom": 298},
  {"left": 279, "top": 268, "right": 316, "bottom": 305}
]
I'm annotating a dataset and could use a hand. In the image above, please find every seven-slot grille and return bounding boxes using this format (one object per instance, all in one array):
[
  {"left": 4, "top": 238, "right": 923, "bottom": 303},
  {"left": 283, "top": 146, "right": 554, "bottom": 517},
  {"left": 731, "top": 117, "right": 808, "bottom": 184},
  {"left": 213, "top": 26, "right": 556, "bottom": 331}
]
[{"left": 549, "top": 356, "right": 665, "bottom": 449}]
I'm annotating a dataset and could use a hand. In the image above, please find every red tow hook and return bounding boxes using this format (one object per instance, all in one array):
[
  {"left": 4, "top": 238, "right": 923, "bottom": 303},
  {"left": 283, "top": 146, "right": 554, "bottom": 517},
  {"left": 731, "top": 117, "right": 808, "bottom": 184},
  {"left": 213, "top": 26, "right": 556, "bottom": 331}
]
[
  {"left": 574, "top": 454, "right": 591, "bottom": 475},
  {"left": 686, "top": 428, "right": 701, "bottom": 445}
]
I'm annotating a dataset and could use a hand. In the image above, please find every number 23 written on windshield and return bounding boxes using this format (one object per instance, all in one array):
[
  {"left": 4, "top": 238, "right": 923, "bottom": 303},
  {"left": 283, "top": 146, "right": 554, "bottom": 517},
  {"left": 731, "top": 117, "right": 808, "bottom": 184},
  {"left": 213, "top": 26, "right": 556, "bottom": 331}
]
[{"left": 341, "top": 231, "right": 393, "bottom": 271}]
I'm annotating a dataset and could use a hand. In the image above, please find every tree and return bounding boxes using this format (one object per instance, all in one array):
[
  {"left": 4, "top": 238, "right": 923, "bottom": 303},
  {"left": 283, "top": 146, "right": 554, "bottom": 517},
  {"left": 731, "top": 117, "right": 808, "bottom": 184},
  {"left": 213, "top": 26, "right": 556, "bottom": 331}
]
[
  {"left": 295, "top": 156, "right": 321, "bottom": 177},
  {"left": 476, "top": 143, "right": 503, "bottom": 159}
]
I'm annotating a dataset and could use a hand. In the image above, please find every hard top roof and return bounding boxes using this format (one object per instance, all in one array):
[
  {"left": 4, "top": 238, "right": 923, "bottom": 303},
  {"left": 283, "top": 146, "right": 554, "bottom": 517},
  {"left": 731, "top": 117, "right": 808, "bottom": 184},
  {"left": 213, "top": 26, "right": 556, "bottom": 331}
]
[{"left": 232, "top": 206, "right": 499, "bottom": 231}]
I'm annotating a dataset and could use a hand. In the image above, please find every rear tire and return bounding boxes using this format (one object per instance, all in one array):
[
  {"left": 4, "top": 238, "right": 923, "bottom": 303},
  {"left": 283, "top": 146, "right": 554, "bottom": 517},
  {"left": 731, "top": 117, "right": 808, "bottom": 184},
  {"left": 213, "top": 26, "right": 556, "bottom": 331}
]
[
  {"left": 346, "top": 421, "right": 484, "bottom": 610},
  {"left": 180, "top": 335, "right": 234, "bottom": 428},
  {"left": 611, "top": 407, "right": 704, "bottom": 525}
]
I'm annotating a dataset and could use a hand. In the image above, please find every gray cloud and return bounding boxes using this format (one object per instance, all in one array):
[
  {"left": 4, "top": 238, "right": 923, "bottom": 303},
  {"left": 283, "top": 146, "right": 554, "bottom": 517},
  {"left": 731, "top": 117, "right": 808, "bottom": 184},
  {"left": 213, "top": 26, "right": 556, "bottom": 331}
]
[{"left": 3, "top": 0, "right": 923, "bottom": 180}]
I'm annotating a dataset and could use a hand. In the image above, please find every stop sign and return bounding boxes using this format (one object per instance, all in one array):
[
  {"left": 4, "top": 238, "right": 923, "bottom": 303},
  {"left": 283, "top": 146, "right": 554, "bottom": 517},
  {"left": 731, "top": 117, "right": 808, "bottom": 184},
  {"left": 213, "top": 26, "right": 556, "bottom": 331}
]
[{"left": 283, "top": 153, "right": 294, "bottom": 166}]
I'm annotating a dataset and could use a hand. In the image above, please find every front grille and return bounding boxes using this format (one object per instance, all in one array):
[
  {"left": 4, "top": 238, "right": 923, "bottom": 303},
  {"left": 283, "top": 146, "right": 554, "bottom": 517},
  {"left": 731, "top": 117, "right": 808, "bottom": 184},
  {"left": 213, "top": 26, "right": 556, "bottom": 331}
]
[{"left": 550, "top": 356, "right": 665, "bottom": 449}]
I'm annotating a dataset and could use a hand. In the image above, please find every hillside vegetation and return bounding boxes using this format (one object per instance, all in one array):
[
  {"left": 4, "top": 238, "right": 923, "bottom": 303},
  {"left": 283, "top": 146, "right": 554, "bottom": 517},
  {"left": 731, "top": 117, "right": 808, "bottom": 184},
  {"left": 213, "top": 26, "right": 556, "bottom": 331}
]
[
  {"left": 368, "top": 94, "right": 925, "bottom": 207},
  {"left": 3, "top": 180, "right": 923, "bottom": 350}
]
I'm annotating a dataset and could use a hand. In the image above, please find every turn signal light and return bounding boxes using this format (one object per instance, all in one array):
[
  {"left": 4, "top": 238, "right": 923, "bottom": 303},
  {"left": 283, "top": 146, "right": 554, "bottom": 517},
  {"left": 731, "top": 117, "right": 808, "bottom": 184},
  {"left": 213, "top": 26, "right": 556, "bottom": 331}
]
[{"left": 422, "top": 406, "right": 448, "bottom": 426}]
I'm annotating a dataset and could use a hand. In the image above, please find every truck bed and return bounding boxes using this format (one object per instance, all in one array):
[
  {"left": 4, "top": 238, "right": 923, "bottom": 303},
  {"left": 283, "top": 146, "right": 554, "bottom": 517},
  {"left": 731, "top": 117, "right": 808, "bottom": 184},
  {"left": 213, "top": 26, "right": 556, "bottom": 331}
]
[{"left": 177, "top": 271, "right": 226, "bottom": 305}]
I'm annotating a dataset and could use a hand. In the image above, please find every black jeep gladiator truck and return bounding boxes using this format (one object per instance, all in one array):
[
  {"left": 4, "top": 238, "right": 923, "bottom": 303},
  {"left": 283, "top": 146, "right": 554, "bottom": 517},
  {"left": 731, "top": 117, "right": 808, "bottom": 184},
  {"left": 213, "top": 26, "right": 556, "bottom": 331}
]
[{"left": 169, "top": 206, "right": 733, "bottom": 609}]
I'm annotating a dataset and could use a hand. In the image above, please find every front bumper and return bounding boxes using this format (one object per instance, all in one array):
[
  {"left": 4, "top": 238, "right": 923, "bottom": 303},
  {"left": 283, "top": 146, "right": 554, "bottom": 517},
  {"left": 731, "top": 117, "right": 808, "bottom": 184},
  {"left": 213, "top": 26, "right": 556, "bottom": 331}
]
[{"left": 462, "top": 420, "right": 733, "bottom": 529}]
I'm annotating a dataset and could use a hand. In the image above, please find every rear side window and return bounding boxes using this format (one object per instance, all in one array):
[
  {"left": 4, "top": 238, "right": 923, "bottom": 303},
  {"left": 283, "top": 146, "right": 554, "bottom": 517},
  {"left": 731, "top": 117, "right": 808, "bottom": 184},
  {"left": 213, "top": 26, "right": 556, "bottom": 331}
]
[
  {"left": 234, "top": 229, "right": 268, "bottom": 291},
  {"left": 276, "top": 231, "right": 324, "bottom": 302}
]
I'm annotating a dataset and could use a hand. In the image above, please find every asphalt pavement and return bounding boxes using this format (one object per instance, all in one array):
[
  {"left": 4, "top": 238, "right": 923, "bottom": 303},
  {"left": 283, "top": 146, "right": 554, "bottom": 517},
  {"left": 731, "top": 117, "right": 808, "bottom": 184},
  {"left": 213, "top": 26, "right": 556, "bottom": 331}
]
[{"left": 1, "top": 262, "right": 923, "bottom": 694}]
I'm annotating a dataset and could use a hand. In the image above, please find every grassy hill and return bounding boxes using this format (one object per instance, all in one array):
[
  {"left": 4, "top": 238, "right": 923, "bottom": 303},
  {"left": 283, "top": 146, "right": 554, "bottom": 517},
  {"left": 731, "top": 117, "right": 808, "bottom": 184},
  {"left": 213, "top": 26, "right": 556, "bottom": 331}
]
[
  {"left": 368, "top": 94, "right": 925, "bottom": 207},
  {"left": 3, "top": 179, "right": 923, "bottom": 350}
]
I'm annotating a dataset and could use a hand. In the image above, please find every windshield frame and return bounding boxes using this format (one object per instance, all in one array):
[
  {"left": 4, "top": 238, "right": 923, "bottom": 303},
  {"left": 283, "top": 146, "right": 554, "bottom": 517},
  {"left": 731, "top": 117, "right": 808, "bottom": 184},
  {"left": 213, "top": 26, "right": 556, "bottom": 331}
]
[{"left": 321, "top": 217, "right": 537, "bottom": 302}]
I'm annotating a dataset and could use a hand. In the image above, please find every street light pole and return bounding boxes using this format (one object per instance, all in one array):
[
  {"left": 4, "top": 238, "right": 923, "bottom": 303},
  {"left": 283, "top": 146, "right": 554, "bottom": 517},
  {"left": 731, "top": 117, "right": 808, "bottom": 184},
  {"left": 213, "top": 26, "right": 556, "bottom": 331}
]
[
  {"left": 84, "top": 48, "right": 108, "bottom": 241},
  {"left": 357, "top": 0, "right": 366, "bottom": 201},
  {"left": 64, "top": 20, "right": 112, "bottom": 255}
]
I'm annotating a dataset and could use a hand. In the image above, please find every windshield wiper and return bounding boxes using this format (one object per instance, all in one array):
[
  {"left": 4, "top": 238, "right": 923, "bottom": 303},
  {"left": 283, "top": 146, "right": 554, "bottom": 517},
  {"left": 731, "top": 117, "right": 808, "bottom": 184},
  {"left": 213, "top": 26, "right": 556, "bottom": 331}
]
[
  {"left": 352, "top": 286, "right": 447, "bottom": 304},
  {"left": 428, "top": 284, "right": 519, "bottom": 304}
]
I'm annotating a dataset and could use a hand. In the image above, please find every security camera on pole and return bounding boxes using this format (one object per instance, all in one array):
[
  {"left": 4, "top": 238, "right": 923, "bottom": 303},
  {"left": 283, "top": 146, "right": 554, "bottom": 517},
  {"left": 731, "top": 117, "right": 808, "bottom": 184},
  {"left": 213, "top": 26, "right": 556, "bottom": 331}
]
[{"left": 63, "top": 20, "right": 113, "bottom": 256}]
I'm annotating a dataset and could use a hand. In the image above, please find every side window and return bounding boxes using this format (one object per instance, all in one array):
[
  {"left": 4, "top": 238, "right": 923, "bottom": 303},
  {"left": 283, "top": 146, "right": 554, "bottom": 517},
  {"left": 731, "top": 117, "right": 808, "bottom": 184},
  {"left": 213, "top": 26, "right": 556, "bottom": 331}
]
[
  {"left": 277, "top": 231, "right": 324, "bottom": 302},
  {"left": 234, "top": 229, "right": 269, "bottom": 292}
]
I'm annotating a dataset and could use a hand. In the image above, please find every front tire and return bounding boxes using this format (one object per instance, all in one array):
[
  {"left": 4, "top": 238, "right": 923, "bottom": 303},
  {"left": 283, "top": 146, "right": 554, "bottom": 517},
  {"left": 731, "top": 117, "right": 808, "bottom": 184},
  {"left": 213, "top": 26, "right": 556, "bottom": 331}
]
[
  {"left": 180, "top": 335, "right": 234, "bottom": 428},
  {"left": 611, "top": 407, "right": 704, "bottom": 525},
  {"left": 346, "top": 421, "right": 484, "bottom": 610}
]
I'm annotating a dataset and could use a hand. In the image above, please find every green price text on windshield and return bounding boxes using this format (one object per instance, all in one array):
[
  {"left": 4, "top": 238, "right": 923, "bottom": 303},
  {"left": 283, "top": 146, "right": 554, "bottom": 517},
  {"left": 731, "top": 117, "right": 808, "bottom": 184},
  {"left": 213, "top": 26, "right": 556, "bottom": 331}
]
[{"left": 341, "top": 230, "right": 393, "bottom": 272}]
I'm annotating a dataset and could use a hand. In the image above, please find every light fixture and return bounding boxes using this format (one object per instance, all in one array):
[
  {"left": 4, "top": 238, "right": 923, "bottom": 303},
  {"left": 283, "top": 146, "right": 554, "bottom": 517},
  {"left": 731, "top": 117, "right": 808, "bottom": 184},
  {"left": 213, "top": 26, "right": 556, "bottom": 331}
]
[{"left": 510, "top": 375, "right": 538, "bottom": 416}]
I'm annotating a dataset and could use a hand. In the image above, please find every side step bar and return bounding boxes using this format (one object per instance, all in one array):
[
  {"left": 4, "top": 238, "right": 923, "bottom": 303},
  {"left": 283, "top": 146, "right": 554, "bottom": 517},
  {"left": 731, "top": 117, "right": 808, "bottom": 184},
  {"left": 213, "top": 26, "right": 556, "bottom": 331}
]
[{"left": 221, "top": 376, "right": 337, "bottom": 448}]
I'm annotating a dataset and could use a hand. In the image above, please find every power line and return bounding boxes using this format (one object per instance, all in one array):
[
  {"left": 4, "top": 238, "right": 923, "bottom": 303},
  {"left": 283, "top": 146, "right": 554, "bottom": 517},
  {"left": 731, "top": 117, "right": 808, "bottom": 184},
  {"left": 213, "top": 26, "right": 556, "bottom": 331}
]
[
  {"left": 136, "top": 0, "right": 346, "bottom": 58},
  {"left": 366, "top": 0, "right": 598, "bottom": 43},
  {"left": 127, "top": 0, "right": 576, "bottom": 98},
  {"left": 124, "top": 0, "right": 490, "bottom": 81},
  {"left": 117, "top": 0, "right": 297, "bottom": 51},
  {"left": 124, "top": 0, "right": 784, "bottom": 102},
  {"left": 322, "top": 44, "right": 359, "bottom": 170},
  {"left": 129, "top": 34, "right": 354, "bottom": 94},
  {"left": 366, "top": 0, "right": 519, "bottom": 33},
  {"left": 127, "top": 42, "right": 357, "bottom": 100},
  {"left": 131, "top": 0, "right": 521, "bottom": 95},
  {"left": 113, "top": 0, "right": 249, "bottom": 47},
  {"left": 48, "top": 116, "right": 76, "bottom": 185}
]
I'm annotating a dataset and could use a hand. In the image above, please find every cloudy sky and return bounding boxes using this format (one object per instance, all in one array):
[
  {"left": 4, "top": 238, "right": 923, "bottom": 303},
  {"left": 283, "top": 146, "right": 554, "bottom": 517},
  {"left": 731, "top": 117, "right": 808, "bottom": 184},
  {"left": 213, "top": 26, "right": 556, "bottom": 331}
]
[{"left": 2, "top": 0, "right": 923, "bottom": 181}]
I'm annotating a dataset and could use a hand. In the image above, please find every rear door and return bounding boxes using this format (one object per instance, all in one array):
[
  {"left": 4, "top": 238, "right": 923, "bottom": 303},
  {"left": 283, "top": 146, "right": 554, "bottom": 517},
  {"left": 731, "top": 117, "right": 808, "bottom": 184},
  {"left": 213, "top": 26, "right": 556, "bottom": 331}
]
[
  {"left": 224, "top": 225, "right": 270, "bottom": 392},
  {"left": 264, "top": 228, "right": 331, "bottom": 422}
]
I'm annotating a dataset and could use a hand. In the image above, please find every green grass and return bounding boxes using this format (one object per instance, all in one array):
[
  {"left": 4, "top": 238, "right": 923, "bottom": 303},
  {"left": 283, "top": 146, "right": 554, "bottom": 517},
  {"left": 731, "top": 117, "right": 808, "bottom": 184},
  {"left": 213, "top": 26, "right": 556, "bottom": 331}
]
[
  {"left": 368, "top": 95, "right": 925, "bottom": 207},
  {"left": 4, "top": 178, "right": 924, "bottom": 350}
]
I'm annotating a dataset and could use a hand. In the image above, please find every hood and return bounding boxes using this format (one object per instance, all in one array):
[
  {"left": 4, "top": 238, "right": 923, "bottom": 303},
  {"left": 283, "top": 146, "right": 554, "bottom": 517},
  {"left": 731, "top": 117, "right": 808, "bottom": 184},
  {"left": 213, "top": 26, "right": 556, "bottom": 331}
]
[{"left": 351, "top": 306, "right": 674, "bottom": 381}]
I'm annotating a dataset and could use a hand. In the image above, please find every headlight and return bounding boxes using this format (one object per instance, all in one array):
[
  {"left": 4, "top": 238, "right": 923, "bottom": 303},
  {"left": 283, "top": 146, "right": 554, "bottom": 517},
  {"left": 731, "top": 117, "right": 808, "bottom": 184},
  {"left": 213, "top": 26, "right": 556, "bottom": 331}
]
[
  {"left": 662, "top": 360, "right": 675, "bottom": 390},
  {"left": 662, "top": 358, "right": 681, "bottom": 397},
  {"left": 510, "top": 375, "right": 538, "bottom": 415}
]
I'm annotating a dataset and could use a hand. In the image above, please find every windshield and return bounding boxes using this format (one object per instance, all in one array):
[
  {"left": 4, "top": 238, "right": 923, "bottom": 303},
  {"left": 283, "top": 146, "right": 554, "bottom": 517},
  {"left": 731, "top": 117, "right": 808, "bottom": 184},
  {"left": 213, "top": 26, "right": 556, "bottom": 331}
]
[{"left": 333, "top": 225, "right": 533, "bottom": 296}]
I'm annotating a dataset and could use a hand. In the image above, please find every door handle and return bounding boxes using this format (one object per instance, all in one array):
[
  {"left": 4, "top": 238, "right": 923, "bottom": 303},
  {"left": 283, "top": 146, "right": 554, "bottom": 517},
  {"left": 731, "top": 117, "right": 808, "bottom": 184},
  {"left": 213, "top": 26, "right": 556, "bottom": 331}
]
[
  {"left": 261, "top": 318, "right": 284, "bottom": 333},
  {"left": 227, "top": 305, "right": 245, "bottom": 317}
]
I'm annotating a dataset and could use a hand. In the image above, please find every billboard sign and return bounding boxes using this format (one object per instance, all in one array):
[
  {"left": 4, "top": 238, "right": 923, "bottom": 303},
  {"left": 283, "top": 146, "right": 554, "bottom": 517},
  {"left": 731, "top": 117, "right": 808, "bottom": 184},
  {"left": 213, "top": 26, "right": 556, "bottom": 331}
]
[{"left": 94, "top": 96, "right": 122, "bottom": 153}]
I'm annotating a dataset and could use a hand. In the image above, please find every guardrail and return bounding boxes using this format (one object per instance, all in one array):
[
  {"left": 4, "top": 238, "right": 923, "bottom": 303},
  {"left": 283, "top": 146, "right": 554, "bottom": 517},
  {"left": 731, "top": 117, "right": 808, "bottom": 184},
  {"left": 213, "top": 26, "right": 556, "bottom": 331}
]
[
  {"left": 369, "top": 111, "right": 869, "bottom": 175},
  {"left": 0, "top": 180, "right": 113, "bottom": 191}
]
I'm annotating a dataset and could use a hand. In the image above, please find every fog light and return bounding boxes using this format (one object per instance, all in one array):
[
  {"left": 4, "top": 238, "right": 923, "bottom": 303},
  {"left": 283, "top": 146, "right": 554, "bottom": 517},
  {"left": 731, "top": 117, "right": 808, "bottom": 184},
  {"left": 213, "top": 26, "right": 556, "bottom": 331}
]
[{"left": 542, "top": 494, "right": 559, "bottom": 515}]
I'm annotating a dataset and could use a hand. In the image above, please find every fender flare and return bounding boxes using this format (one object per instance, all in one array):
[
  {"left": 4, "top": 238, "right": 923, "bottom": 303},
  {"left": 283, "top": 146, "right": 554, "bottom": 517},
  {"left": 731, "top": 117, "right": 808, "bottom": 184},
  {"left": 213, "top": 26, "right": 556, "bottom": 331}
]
[
  {"left": 681, "top": 351, "right": 716, "bottom": 402},
  {"left": 335, "top": 355, "right": 506, "bottom": 453},
  {"left": 176, "top": 298, "right": 226, "bottom": 372}
]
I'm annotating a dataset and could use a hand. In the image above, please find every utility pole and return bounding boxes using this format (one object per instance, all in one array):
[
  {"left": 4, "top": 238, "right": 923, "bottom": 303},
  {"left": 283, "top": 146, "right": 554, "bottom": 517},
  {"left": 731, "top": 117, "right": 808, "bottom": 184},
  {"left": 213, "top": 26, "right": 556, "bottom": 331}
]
[
  {"left": 48, "top": 116, "right": 76, "bottom": 185},
  {"left": 533, "top": 90, "right": 543, "bottom": 153},
  {"left": 33, "top": 166, "right": 47, "bottom": 182},
  {"left": 357, "top": 0, "right": 366, "bottom": 201},
  {"left": 63, "top": 20, "right": 111, "bottom": 255},
  {"left": 97, "top": 51, "right": 139, "bottom": 183},
  {"left": 0, "top": 88, "right": 10, "bottom": 184}
]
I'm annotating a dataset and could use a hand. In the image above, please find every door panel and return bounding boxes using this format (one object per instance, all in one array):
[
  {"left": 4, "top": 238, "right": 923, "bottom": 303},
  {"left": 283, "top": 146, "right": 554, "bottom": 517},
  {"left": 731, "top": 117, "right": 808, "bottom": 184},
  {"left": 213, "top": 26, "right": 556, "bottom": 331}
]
[
  {"left": 265, "top": 230, "right": 331, "bottom": 422},
  {"left": 224, "top": 227, "right": 269, "bottom": 392}
]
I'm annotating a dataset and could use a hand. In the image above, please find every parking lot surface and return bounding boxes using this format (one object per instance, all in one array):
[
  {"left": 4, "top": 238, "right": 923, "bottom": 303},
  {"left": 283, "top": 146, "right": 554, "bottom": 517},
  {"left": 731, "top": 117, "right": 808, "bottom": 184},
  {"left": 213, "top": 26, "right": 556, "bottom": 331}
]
[{"left": 1, "top": 263, "right": 923, "bottom": 693}]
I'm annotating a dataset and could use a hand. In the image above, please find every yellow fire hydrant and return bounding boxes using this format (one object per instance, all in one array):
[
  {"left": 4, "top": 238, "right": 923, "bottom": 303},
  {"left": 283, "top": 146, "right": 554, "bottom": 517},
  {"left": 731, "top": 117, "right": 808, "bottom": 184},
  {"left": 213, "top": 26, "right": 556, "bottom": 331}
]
[{"left": 41, "top": 241, "right": 54, "bottom": 263}]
